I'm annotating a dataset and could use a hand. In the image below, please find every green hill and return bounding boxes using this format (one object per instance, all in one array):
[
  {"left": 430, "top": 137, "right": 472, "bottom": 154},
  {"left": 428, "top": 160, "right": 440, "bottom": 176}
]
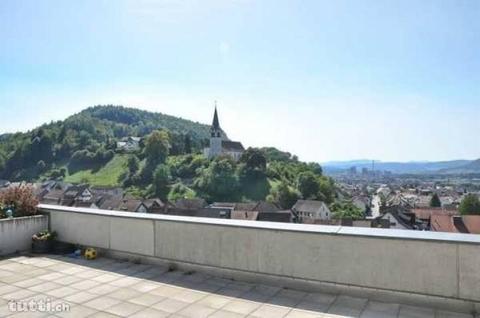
[
  {"left": 0, "top": 105, "right": 335, "bottom": 207},
  {"left": 0, "top": 105, "right": 210, "bottom": 181}
]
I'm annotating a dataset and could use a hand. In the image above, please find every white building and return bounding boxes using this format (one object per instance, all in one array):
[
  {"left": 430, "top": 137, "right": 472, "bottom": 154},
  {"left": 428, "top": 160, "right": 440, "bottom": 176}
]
[
  {"left": 203, "top": 106, "right": 244, "bottom": 161},
  {"left": 292, "top": 200, "right": 332, "bottom": 222}
]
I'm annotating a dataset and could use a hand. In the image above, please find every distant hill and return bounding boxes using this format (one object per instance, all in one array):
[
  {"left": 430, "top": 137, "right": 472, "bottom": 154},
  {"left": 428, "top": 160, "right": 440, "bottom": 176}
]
[
  {"left": 438, "top": 159, "right": 480, "bottom": 174},
  {"left": 323, "top": 159, "right": 475, "bottom": 174}
]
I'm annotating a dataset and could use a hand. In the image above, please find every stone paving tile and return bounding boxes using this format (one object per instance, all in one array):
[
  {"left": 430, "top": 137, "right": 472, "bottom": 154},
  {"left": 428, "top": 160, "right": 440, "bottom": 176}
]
[
  {"left": 56, "top": 304, "right": 97, "bottom": 318},
  {"left": 178, "top": 303, "right": 218, "bottom": 318},
  {"left": 128, "top": 293, "right": 165, "bottom": 306},
  {"left": 249, "top": 303, "right": 293, "bottom": 318},
  {"left": 108, "top": 287, "right": 142, "bottom": 301},
  {"left": 436, "top": 311, "right": 474, "bottom": 318},
  {"left": 327, "top": 295, "right": 369, "bottom": 318},
  {"left": 63, "top": 291, "right": 98, "bottom": 304},
  {"left": 151, "top": 298, "right": 190, "bottom": 313},
  {"left": 12, "top": 277, "right": 44, "bottom": 288},
  {"left": 210, "top": 309, "right": 247, "bottom": 318},
  {"left": 74, "top": 270, "right": 103, "bottom": 280},
  {"left": 88, "top": 284, "right": 120, "bottom": 296},
  {"left": 1, "top": 288, "right": 36, "bottom": 301},
  {"left": 0, "top": 274, "right": 31, "bottom": 284},
  {"left": 38, "top": 273, "right": 66, "bottom": 281},
  {"left": 398, "top": 305, "right": 435, "bottom": 318},
  {"left": 171, "top": 289, "right": 209, "bottom": 303},
  {"left": 285, "top": 308, "right": 324, "bottom": 318},
  {"left": 91, "top": 273, "right": 121, "bottom": 284},
  {"left": 0, "top": 284, "right": 21, "bottom": 296},
  {"left": 28, "top": 282, "right": 63, "bottom": 293},
  {"left": 83, "top": 296, "right": 122, "bottom": 311},
  {"left": 129, "top": 307, "right": 170, "bottom": 318},
  {"left": 129, "top": 281, "right": 160, "bottom": 293},
  {"left": 221, "top": 299, "right": 263, "bottom": 315},
  {"left": 87, "top": 312, "right": 120, "bottom": 318},
  {"left": 295, "top": 300, "right": 331, "bottom": 313},
  {"left": 108, "top": 276, "right": 141, "bottom": 287},
  {"left": 360, "top": 301, "right": 400, "bottom": 318},
  {"left": 214, "top": 286, "right": 248, "bottom": 298},
  {"left": 69, "top": 280, "right": 101, "bottom": 291},
  {"left": 196, "top": 294, "right": 233, "bottom": 309},
  {"left": 103, "top": 301, "right": 146, "bottom": 317},
  {"left": 54, "top": 275, "right": 83, "bottom": 286},
  {"left": 45, "top": 286, "right": 79, "bottom": 298},
  {"left": 149, "top": 284, "right": 185, "bottom": 297}
]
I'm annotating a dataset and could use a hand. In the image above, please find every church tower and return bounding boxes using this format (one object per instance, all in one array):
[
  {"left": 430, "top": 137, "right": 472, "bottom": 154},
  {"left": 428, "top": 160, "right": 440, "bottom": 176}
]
[{"left": 208, "top": 103, "right": 223, "bottom": 158}]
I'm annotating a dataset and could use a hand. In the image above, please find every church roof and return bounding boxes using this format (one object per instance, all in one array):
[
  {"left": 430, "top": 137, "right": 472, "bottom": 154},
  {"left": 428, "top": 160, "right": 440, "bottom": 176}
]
[
  {"left": 212, "top": 107, "right": 220, "bottom": 130},
  {"left": 222, "top": 140, "right": 244, "bottom": 152}
]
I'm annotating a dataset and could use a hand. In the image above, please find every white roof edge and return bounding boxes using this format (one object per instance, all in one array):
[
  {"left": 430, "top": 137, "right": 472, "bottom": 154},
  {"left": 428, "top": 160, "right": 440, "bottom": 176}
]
[{"left": 37, "top": 204, "right": 480, "bottom": 244}]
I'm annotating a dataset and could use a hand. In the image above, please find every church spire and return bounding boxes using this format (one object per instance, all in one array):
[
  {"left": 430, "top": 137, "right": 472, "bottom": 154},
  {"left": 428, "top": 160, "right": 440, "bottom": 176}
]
[{"left": 212, "top": 101, "right": 220, "bottom": 131}]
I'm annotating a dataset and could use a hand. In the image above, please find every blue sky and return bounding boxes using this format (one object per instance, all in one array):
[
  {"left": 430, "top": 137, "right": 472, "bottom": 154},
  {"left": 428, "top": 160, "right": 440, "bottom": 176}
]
[{"left": 1, "top": 0, "right": 479, "bottom": 162}]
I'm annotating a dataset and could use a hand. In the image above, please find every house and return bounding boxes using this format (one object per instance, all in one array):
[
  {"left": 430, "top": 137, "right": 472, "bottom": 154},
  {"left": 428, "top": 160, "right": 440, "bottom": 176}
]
[
  {"left": 144, "top": 199, "right": 167, "bottom": 213},
  {"left": 291, "top": 200, "right": 332, "bottom": 223},
  {"left": 174, "top": 198, "right": 207, "bottom": 210},
  {"left": 119, "top": 199, "right": 148, "bottom": 213},
  {"left": 430, "top": 215, "right": 480, "bottom": 234},
  {"left": 41, "top": 189, "right": 65, "bottom": 205},
  {"left": 97, "top": 195, "right": 123, "bottom": 211},
  {"left": 117, "top": 137, "right": 141, "bottom": 152},
  {"left": 376, "top": 206, "right": 419, "bottom": 230},
  {"left": 203, "top": 105, "right": 245, "bottom": 161},
  {"left": 61, "top": 185, "right": 92, "bottom": 206}
]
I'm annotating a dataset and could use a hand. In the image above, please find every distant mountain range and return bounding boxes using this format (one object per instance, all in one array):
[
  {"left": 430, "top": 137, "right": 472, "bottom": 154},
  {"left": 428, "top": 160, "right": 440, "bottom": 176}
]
[{"left": 322, "top": 159, "right": 480, "bottom": 174}]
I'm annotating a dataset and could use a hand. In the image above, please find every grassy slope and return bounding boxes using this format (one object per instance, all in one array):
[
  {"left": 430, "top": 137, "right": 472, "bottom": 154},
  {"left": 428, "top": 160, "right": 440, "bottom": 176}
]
[{"left": 65, "top": 154, "right": 128, "bottom": 186}]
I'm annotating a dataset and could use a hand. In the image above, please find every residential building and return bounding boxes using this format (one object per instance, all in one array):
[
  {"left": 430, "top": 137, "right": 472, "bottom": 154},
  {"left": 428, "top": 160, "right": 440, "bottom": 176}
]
[
  {"left": 292, "top": 200, "right": 331, "bottom": 223},
  {"left": 116, "top": 136, "right": 141, "bottom": 152}
]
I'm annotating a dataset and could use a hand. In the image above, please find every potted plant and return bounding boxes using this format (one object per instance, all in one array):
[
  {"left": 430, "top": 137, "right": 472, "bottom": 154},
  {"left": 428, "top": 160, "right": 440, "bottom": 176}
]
[{"left": 32, "top": 230, "right": 57, "bottom": 253}]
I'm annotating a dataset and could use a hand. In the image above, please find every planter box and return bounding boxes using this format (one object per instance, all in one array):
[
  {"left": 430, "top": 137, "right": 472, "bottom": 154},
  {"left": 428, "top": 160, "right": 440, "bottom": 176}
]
[{"left": 0, "top": 215, "right": 49, "bottom": 256}]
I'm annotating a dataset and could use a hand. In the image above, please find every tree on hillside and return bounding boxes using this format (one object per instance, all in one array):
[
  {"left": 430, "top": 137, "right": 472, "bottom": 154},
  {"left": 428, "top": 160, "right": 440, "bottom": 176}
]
[
  {"left": 318, "top": 176, "right": 335, "bottom": 204},
  {"left": 127, "top": 155, "right": 140, "bottom": 174},
  {"left": 240, "top": 148, "right": 267, "bottom": 172},
  {"left": 194, "top": 157, "right": 239, "bottom": 201},
  {"left": 297, "top": 171, "right": 320, "bottom": 199},
  {"left": 430, "top": 193, "right": 442, "bottom": 208},
  {"left": 330, "top": 200, "right": 364, "bottom": 219},
  {"left": 459, "top": 194, "right": 480, "bottom": 215},
  {"left": 153, "top": 164, "right": 170, "bottom": 200},
  {"left": 168, "top": 183, "right": 196, "bottom": 202},
  {"left": 140, "top": 130, "right": 170, "bottom": 184},
  {"left": 267, "top": 182, "right": 300, "bottom": 209},
  {"left": 144, "top": 130, "right": 170, "bottom": 165}
]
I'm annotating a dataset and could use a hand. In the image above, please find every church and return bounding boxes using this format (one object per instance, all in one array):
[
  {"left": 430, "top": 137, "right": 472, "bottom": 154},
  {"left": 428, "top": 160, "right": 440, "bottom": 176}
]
[{"left": 203, "top": 105, "right": 245, "bottom": 161}]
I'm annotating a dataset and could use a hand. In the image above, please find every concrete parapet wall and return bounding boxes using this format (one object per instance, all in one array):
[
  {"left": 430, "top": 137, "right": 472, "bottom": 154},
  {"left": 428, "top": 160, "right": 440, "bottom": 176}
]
[
  {"left": 39, "top": 204, "right": 480, "bottom": 311},
  {"left": 0, "top": 215, "right": 49, "bottom": 256}
]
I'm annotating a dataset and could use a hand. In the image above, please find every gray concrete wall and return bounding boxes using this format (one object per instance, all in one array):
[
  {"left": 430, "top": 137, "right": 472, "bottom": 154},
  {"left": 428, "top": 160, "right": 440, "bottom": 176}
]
[
  {"left": 39, "top": 204, "right": 480, "bottom": 307},
  {"left": 0, "top": 215, "right": 49, "bottom": 256}
]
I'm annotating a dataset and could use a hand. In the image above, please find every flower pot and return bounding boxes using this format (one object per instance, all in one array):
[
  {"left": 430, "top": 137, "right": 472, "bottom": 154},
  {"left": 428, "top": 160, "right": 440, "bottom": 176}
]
[{"left": 31, "top": 239, "right": 53, "bottom": 254}]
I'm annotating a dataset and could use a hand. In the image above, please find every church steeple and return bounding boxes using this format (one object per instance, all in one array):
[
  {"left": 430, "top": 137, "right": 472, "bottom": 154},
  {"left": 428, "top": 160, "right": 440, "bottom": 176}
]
[
  {"left": 211, "top": 101, "right": 221, "bottom": 138},
  {"left": 212, "top": 102, "right": 220, "bottom": 130}
]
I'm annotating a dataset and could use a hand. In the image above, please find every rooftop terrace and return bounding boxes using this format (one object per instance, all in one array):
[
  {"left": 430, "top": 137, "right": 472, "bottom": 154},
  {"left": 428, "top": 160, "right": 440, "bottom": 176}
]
[{"left": 0, "top": 254, "right": 474, "bottom": 318}]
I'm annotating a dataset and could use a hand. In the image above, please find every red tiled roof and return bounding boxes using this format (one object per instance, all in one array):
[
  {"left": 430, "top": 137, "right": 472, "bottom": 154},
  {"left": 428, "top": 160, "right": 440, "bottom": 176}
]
[
  {"left": 430, "top": 215, "right": 480, "bottom": 234},
  {"left": 413, "top": 208, "right": 458, "bottom": 220},
  {"left": 462, "top": 216, "right": 480, "bottom": 234},
  {"left": 431, "top": 215, "right": 457, "bottom": 233}
]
